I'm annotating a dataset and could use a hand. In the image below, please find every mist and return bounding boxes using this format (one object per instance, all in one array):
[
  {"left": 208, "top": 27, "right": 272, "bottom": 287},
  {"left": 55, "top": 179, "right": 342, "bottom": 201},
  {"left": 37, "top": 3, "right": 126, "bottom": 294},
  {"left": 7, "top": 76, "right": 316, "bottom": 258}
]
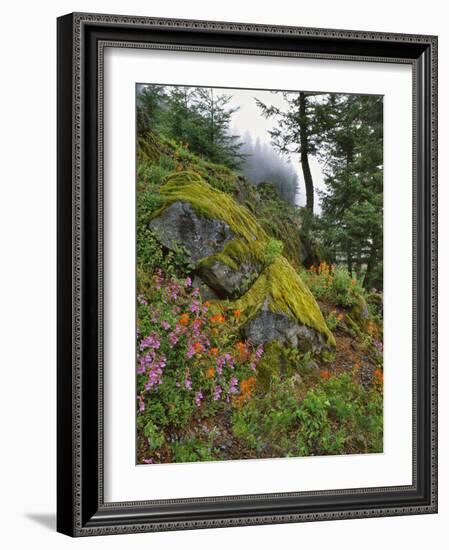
[{"left": 238, "top": 131, "right": 299, "bottom": 205}]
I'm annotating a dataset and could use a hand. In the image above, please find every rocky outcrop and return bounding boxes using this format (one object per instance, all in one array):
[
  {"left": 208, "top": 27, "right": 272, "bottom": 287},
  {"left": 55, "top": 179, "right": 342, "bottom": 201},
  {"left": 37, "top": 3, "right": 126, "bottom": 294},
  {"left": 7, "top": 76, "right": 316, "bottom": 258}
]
[
  {"left": 242, "top": 310, "right": 328, "bottom": 353},
  {"left": 233, "top": 254, "right": 335, "bottom": 351},
  {"left": 149, "top": 171, "right": 336, "bottom": 351},
  {"left": 198, "top": 257, "right": 260, "bottom": 298},
  {"left": 149, "top": 201, "right": 235, "bottom": 264}
]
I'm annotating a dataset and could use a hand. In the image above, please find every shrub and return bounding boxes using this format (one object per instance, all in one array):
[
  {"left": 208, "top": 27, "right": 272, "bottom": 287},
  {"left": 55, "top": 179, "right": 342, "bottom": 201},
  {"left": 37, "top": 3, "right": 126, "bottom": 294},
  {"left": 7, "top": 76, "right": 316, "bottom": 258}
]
[
  {"left": 325, "top": 311, "right": 340, "bottom": 331},
  {"left": 303, "top": 262, "right": 365, "bottom": 308}
]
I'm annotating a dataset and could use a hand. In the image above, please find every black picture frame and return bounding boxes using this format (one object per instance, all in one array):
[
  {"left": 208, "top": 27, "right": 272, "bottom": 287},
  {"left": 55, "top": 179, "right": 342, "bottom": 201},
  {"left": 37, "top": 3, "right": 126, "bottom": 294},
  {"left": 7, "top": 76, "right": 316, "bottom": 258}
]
[{"left": 57, "top": 12, "right": 438, "bottom": 537}]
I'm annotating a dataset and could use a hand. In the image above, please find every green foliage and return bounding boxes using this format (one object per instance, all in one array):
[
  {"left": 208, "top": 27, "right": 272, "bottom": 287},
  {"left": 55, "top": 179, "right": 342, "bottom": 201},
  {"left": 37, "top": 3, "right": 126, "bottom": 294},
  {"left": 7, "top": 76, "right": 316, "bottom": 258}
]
[
  {"left": 136, "top": 84, "right": 167, "bottom": 135},
  {"left": 256, "top": 91, "right": 326, "bottom": 212},
  {"left": 232, "top": 372, "right": 383, "bottom": 457},
  {"left": 303, "top": 262, "right": 365, "bottom": 309},
  {"left": 331, "top": 266, "right": 363, "bottom": 307},
  {"left": 325, "top": 311, "right": 339, "bottom": 331},
  {"left": 169, "top": 437, "right": 216, "bottom": 463},
  {"left": 136, "top": 84, "right": 243, "bottom": 170},
  {"left": 316, "top": 94, "right": 383, "bottom": 290},
  {"left": 136, "top": 197, "right": 193, "bottom": 281},
  {"left": 264, "top": 238, "right": 284, "bottom": 266},
  {"left": 143, "top": 420, "right": 165, "bottom": 450}
]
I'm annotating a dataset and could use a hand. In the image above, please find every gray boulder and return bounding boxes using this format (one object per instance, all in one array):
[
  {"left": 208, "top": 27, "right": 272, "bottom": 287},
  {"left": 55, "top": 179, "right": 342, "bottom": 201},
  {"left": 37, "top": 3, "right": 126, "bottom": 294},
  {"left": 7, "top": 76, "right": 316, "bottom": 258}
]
[
  {"left": 149, "top": 201, "right": 234, "bottom": 264},
  {"left": 242, "top": 310, "right": 327, "bottom": 353},
  {"left": 191, "top": 276, "right": 220, "bottom": 301},
  {"left": 198, "top": 259, "right": 259, "bottom": 298}
]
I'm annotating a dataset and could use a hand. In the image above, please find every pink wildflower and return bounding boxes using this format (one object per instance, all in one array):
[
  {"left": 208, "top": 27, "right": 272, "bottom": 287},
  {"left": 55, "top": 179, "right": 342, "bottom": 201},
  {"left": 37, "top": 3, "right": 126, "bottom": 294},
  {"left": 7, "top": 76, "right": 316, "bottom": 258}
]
[
  {"left": 229, "top": 376, "right": 238, "bottom": 394},
  {"left": 161, "top": 320, "right": 170, "bottom": 330},
  {"left": 137, "top": 394, "right": 145, "bottom": 412},
  {"left": 194, "top": 391, "right": 203, "bottom": 407},
  {"left": 213, "top": 385, "right": 222, "bottom": 401}
]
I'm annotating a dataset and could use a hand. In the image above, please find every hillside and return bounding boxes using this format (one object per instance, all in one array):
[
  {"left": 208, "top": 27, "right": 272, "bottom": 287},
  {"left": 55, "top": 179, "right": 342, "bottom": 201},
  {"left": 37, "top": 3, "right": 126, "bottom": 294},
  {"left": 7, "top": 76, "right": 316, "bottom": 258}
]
[{"left": 136, "top": 131, "right": 383, "bottom": 463}]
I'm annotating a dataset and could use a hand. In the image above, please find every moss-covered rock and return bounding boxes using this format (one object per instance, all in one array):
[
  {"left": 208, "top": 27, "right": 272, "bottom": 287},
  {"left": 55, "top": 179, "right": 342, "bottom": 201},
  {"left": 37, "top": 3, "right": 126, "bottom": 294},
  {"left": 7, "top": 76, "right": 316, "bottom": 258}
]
[
  {"left": 350, "top": 293, "right": 370, "bottom": 331},
  {"left": 149, "top": 200, "right": 235, "bottom": 264},
  {"left": 198, "top": 257, "right": 259, "bottom": 298},
  {"left": 151, "top": 171, "right": 267, "bottom": 297},
  {"left": 150, "top": 171, "right": 335, "bottom": 350},
  {"left": 232, "top": 255, "right": 335, "bottom": 348}
]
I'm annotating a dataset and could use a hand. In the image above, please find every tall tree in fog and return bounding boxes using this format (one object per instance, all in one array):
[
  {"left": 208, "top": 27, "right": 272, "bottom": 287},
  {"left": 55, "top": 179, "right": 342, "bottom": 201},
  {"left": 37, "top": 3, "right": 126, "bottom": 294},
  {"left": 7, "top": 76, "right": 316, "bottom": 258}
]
[{"left": 256, "top": 92, "right": 325, "bottom": 212}]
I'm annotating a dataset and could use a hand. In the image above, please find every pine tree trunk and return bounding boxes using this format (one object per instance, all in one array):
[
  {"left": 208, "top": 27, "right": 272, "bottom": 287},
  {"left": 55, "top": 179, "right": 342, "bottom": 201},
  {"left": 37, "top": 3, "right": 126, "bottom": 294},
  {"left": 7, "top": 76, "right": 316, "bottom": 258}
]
[
  {"left": 354, "top": 247, "right": 362, "bottom": 278},
  {"left": 299, "top": 93, "right": 314, "bottom": 212},
  {"left": 346, "top": 240, "right": 353, "bottom": 276},
  {"left": 363, "top": 240, "right": 378, "bottom": 290}
]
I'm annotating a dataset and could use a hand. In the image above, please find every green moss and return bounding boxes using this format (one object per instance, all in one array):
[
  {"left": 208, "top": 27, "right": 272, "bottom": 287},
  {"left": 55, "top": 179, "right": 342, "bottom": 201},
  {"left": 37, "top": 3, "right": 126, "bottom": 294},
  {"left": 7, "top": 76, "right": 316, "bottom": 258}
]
[
  {"left": 198, "top": 238, "right": 258, "bottom": 273},
  {"left": 256, "top": 343, "right": 285, "bottom": 391},
  {"left": 156, "top": 171, "right": 268, "bottom": 258},
  {"left": 351, "top": 294, "right": 368, "bottom": 322},
  {"left": 137, "top": 134, "right": 162, "bottom": 164},
  {"left": 232, "top": 256, "right": 335, "bottom": 346}
]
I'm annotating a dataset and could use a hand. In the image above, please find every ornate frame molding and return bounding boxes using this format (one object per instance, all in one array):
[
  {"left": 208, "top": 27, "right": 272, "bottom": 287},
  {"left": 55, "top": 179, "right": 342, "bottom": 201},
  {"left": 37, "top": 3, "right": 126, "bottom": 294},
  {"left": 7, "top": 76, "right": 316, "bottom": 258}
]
[{"left": 57, "top": 12, "right": 438, "bottom": 537}]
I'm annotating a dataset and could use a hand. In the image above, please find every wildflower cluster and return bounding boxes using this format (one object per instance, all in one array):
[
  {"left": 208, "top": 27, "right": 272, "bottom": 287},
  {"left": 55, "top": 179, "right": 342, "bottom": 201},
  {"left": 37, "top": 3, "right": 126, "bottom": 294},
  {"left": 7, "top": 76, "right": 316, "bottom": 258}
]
[{"left": 136, "top": 270, "right": 264, "bottom": 420}]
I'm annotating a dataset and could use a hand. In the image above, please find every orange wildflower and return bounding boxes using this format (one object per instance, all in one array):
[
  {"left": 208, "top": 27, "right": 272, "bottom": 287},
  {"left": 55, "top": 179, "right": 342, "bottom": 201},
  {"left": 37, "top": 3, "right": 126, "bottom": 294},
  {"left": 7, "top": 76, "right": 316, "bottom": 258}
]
[
  {"left": 367, "top": 320, "right": 377, "bottom": 337},
  {"left": 235, "top": 341, "right": 248, "bottom": 360},
  {"left": 233, "top": 395, "right": 246, "bottom": 408},
  {"left": 204, "top": 300, "right": 211, "bottom": 308},
  {"left": 319, "top": 261, "right": 331, "bottom": 276},
  {"left": 374, "top": 368, "right": 384, "bottom": 383},
  {"left": 240, "top": 376, "right": 256, "bottom": 398},
  {"left": 210, "top": 347, "right": 219, "bottom": 356},
  {"left": 193, "top": 341, "right": 203, "bottom": 352},
  {"left": 233, "top": 377, "right": 257, "bottom": 408},
  {"left": 233, "top": 309, "right": 241, "bottom": 318},
  {"left": 205, "top": 367, "right": 215, "bottom": 379},
  {"left": 319, "top": 369, "right": 331, "bottom": 380},
  {"left": 179, "top": 313, "right": 189, "bottom": 326},
  {"left": 210, "top": 314, "right": 225, "bottom": 324}
]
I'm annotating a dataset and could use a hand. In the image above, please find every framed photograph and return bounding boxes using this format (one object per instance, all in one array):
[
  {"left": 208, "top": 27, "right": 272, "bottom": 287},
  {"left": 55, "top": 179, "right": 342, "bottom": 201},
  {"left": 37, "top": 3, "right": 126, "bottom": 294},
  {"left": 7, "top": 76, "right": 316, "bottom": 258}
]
[{"left": 57, "top": 12, "right": 438, "bottom": 536}]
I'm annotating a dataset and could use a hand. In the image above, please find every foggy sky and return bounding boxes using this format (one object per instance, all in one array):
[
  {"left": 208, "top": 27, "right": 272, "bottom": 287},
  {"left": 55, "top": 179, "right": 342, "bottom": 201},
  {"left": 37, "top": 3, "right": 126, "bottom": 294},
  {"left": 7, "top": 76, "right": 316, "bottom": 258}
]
[{"left": 225, "top": 88, "right": 325, "bottom": 213}]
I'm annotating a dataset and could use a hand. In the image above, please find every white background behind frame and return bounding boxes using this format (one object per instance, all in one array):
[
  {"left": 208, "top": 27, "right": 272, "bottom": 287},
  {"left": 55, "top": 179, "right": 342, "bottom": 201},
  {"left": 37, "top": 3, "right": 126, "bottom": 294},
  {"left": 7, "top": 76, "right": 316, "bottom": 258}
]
[{"left": 103, "top": 46, "right": 413, "bottom": 503}]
